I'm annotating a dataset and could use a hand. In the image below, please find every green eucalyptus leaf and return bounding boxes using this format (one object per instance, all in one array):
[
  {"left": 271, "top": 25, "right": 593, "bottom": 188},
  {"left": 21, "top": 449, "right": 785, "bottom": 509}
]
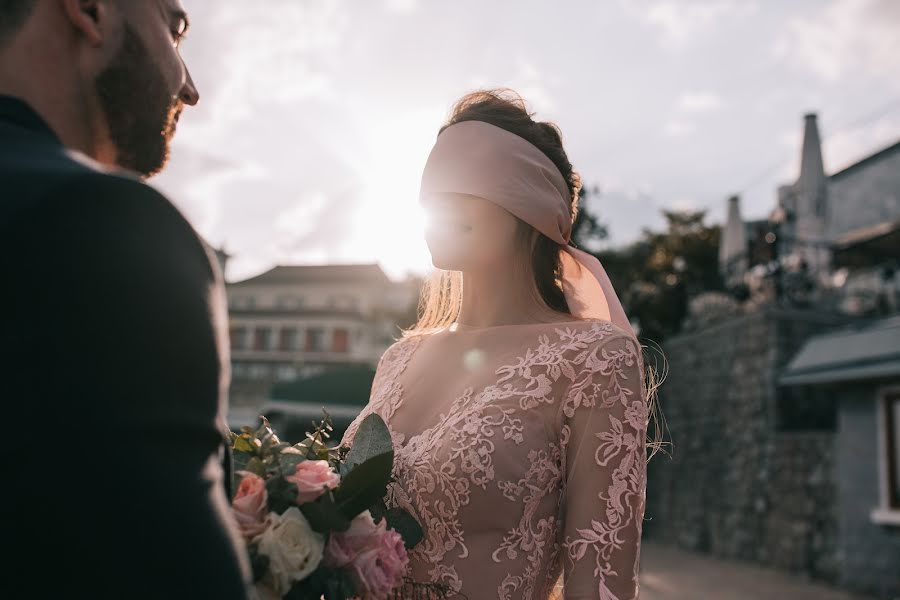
[
  {"left": 279, "top": 451, "right": 306, "bottom": 476},
  {"left": 333, "top": 451, "right": 392, "bottom": 520},
  {"left": 383, "top": 507, "right": 424, "bottom": 549},
  {"left": 369, "top": 496, "right": 387, "bottom": 524},
  {"left": 244, "top": 457, "right": 267, "bottom": 478},
  {"left": 247, "top": 544, "right": 269, "bottom": 583},
  {"left": 232, "top": 449, "right": 252, "bottom": 474},
  {"left": 233, "top": 433, "right": 258, "bottom": 454},
  {"left": 342, "top": 414, "right": 393, "bottom": 474},
  {"left": 299, "top": 493, "right": 351, "bottom": 534},
  {"left": 266, "top": 475, "right": 298, "bottom": 515}
]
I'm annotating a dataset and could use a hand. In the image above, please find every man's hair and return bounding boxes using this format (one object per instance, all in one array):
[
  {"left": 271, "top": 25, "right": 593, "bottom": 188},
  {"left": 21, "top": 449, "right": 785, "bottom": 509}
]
[{"left": 0, "top": 0, "right": 36, "bottom": 45}]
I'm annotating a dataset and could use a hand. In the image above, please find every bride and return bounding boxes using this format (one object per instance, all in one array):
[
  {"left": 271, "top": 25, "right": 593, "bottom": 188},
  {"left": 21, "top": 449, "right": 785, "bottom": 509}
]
[{"left": 341, "top": 89, "right": 652, "bottom": 600}]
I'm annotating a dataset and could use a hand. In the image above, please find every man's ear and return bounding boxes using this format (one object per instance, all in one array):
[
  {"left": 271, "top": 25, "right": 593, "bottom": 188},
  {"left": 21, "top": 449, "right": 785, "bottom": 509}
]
[{"left": 59, "top": 0, "right": 110, "bottom": 47}]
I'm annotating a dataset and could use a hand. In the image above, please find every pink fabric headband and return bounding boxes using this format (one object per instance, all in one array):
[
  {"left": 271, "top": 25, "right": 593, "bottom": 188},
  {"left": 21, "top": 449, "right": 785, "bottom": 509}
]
[{"left": 420, "top": 120, "right": 635, "bottom": 338}]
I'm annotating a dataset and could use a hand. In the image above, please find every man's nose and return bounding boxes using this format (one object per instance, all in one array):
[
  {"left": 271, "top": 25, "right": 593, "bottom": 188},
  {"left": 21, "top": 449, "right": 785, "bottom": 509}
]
[{"left": 179, "top": 64, "right": 200, "bottom": 106}]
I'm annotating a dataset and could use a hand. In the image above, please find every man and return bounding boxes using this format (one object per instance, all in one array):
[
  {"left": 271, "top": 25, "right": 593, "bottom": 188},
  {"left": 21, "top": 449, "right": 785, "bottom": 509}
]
[{"left": 0, "top": 1, "right": 251, "bottom": 597}]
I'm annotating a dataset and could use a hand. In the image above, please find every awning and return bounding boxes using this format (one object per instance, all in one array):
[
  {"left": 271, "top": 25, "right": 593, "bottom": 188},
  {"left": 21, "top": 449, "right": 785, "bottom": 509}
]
[
  {"left": 832, "top": 219, "right": 900, "bottom": 268},
  {"left": 779, "top": 315, "right": 900, "bottom": 385}
]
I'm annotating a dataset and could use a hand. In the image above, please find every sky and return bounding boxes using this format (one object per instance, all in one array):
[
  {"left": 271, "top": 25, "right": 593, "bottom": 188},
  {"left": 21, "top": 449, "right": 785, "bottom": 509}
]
[{"left": 152, "top": 0, "right": 900, "bottom": 282}]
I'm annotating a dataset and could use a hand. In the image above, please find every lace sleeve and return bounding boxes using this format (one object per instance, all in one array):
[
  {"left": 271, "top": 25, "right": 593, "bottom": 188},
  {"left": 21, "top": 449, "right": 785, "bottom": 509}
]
[
  {"left": 558, "top": 334, "right": 647, "bottom": 600},
  {"left": 340, "top": 339, "right": 402, "bottom": 446}
]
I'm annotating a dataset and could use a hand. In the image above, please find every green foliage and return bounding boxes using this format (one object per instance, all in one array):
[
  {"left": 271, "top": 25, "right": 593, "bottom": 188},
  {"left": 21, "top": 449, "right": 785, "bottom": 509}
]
[
  {"left": 248, "top": 544, "right": 270, "bottom": 583},
  {"left": 341, "top": 414, "right": 394, "bottom": 474},
  {"left": 229, "top": 411, "right": 437, "bottom": 598},
  {"left": 383, "top": 507, "right": 425, "bottom": 549},
  {"left": 286, "top": 565, "right": 357, "bottom": 600},
  {"left": 334, "top": 453, "right": 393, "bottom": 520},
  {"left": 593, "top": 208, "right": 723, "bottom": 343},
  {"left": 299, "top": 491, "right": 352, "bottom": 534}
]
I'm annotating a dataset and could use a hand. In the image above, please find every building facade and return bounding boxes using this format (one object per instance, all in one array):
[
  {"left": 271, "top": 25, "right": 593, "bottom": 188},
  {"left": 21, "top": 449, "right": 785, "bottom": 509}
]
[
  {"left": 225, "top": 264, "right": 417, "bottom": 425},
  {"left": 651, "top": 114, "right": 900, "bottom": 598},
  {"left": 719, "top": 114, "right": 900, "bottom": 314}
]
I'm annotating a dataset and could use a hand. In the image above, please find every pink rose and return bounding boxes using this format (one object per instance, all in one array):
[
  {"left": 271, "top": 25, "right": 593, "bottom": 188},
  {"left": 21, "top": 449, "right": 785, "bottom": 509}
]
[
  {"left": 324, "top": 511, "right": 379, "bottom": 568},
  {"left": 285, "top": 459, "right": 341, "bottom": 504},
  {"left": 325, "top": 511, "right": 409, "bottom": 600},
  {"left": 351, "top": 528, "right": 408, "bottom": 599},
  {"left": 232, "top": 472, "right": 269, "bottom": 539}
]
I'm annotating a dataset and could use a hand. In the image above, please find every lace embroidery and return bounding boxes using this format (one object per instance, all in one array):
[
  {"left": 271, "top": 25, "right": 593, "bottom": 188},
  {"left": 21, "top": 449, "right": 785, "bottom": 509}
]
[
  {"left": 341, "top": 321, "right": 646, "bottom": 600},
  {"left": 342, "top": 337, "right": 421, "bottom": 450}
]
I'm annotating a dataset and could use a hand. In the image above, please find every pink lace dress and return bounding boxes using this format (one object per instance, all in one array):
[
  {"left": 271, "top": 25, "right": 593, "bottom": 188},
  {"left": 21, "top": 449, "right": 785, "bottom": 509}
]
[{"left": 340, "top": 318, "right": 647, "bottom": 600}]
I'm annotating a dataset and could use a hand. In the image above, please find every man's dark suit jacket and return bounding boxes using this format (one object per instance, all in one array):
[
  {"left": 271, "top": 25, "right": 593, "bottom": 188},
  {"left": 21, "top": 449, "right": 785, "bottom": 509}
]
[{"left": 0, "top": 96, "right": 251, "bottom": 598}]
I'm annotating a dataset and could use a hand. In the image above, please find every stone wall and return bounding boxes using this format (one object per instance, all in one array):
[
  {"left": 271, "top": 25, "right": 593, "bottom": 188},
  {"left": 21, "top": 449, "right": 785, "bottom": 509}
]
[{"left": 644, "top": 307, "right": 851, "bottom": 583}]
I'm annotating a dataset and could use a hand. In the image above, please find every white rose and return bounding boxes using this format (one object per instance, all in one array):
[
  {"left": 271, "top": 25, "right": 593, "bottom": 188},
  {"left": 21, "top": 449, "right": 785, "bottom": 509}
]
[{"left": 255, "top": 507, "right": 325, "bottom": 596}]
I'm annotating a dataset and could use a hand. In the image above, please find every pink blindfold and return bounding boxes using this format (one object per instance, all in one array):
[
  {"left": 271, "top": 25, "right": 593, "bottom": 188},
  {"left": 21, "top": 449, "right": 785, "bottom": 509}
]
[{"left": 420, "top": 120, "right": 635, "bottom": 339}]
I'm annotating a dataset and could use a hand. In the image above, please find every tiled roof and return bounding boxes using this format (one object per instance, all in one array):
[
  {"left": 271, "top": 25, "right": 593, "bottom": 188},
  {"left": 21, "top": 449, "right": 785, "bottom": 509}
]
[
  {"left": 780, "top": 315, "right": 900, "bottom": 385},
  {"left": 229, "top": 264, "right": 390, "bottom": 287}
]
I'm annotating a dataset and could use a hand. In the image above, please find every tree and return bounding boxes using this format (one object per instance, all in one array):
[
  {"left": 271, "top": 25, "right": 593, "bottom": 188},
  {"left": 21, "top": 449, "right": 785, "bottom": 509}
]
[{"left": 588, "top": 208, "right": 723, "bottom": 344}]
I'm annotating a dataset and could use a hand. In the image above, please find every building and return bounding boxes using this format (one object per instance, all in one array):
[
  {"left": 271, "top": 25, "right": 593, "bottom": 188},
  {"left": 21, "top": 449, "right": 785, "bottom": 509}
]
[
  {"left": 719, "top": 114, "right": 900, "bottom": 312},
  {"left": 225, "top": 263, "right": 418, "bottom": 426},
  {"left": 780, "top": 316, "right": 900, "bottom": 596},
  {"left": 648, "top": 113, "right": 900, "bottom": 599}
]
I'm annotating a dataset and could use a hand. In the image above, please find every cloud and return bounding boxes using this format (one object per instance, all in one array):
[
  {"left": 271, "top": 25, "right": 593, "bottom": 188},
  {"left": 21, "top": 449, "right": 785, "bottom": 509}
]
[
  {"left": 776, "top": 110, "right": 900, "bottom": 182},
  {"left": 773, "top": 0, "right": 900, "bottom": 87},
  {"left": 665, "top": 119, "right": 695, "bottom": 137},
  {"left": 671, "top": 197, "right": 700, "bottom": 211},
  {"left": 622, "top": 0, "right": 760, "bottom": 48},
  {"left": 678, "top": 91, "right": 723, "bottom": 112},
  {"left": 384, "top": 0, "right": 418, "bottom": 14},
  {"left": 468, "top": 58, "right": 559, "bottom": 114},
  {"left": 823, "top": 113, "right": 900, "bottom": 173},
  {"left": 151, "top": 0, "right": 898, "bottom": 281}
]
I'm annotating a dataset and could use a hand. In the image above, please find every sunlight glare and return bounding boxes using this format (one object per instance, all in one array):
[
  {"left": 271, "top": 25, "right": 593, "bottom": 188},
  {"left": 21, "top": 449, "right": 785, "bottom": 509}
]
[{"left": 348, "top": 108, "right": 445, "bottom": 279}]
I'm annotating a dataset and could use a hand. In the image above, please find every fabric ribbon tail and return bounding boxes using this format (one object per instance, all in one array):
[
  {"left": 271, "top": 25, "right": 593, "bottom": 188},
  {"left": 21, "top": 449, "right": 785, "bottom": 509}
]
[{"left": 560, "top": 246, "right": 636, "bottom": 339}]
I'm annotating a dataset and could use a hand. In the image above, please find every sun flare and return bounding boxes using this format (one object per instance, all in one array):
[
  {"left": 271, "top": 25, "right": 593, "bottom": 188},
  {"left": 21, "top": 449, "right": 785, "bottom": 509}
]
[{"left": 347, "top": 108, "right": 445, "bottom": 279}]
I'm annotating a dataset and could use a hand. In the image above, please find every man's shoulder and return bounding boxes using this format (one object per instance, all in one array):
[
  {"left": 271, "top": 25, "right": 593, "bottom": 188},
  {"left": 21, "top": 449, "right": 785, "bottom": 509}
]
[
  {"left": 0, "top": 120, "right": 111, "bottom": 189},
  {"left": 0, "top": 125, "right": 183, "bottom": 229},
  {"left": 0, "top": 145, "right": 213, "bottom": 280}
]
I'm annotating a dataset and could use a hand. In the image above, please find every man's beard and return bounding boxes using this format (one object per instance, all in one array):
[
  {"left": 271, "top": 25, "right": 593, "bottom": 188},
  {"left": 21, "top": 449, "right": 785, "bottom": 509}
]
[{"left": 95, "top": 23, "right": 182, "bottom": 178}]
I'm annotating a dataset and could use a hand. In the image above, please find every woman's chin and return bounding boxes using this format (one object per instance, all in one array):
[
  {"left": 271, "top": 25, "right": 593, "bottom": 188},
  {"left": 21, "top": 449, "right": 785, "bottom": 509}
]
[{"left": 429, "top": 253, "right": 467, "bottom": 272}]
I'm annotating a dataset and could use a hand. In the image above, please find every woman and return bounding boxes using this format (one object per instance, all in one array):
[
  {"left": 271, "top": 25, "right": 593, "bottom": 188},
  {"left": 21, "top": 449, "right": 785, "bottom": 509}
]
[{"left": 342, "top": 90, "right": 650, "bottom": 600}]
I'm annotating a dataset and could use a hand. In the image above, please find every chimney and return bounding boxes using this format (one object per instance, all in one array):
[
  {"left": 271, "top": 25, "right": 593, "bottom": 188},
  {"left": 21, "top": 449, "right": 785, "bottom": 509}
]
[
  {"left": 719, "top": 195, "right": 748, "bottom": 285},
  {"left": 798, "top": 113, "right": 827, "bottom": 219}
]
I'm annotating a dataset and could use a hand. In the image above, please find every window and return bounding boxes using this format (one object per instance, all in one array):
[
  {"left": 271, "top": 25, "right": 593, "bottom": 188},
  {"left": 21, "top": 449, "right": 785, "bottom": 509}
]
[
  {"left": 279, "top": 328, "right": 300, "bottom": 352},
  {"left": 230, "top": 327, "right": 248, "bottom": 351},
  {"left": 332, "top": 328, "right": 349, "bottom": 353},
  {"left": 277, "top": 296, "right": 304, "bottom": 310},
  {"left": 248, "top": 364, "right": 270, "bottom": 379},
  {"left": 276, "top": 365, "right": 298, "bottom": 381},
  {"left": 873, "top": 388, "right": 900, "bottom": 525},
  {"left": 230, "top": 296, "right": 256, "bottom": 310},
  {"left": 306, "top": 328, "right": 327, "bottom": 352},
  {"left": 330, "top": 295, "right": 359, "bottom": 310},
  {"left": 254, "top": 328, "right": 272, "bottom": 351}
]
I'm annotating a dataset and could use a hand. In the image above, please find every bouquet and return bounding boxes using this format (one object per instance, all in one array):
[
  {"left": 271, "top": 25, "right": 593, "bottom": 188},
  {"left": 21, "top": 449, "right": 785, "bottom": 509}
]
[{"left": 230, "top": 412, "right": 449, "bottom": 600}]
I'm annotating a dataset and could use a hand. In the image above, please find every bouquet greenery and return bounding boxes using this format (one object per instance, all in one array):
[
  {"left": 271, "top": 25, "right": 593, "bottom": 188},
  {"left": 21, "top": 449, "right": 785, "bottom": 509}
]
[{"left": 230, "top": 412, "right": 449, "bottom": 600}]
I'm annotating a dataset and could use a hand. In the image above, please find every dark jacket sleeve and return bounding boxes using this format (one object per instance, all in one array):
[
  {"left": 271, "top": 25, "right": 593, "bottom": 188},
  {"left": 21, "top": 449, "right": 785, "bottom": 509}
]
[{"left": 2, "top": 172, "right": 251, "bottom": 598}]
